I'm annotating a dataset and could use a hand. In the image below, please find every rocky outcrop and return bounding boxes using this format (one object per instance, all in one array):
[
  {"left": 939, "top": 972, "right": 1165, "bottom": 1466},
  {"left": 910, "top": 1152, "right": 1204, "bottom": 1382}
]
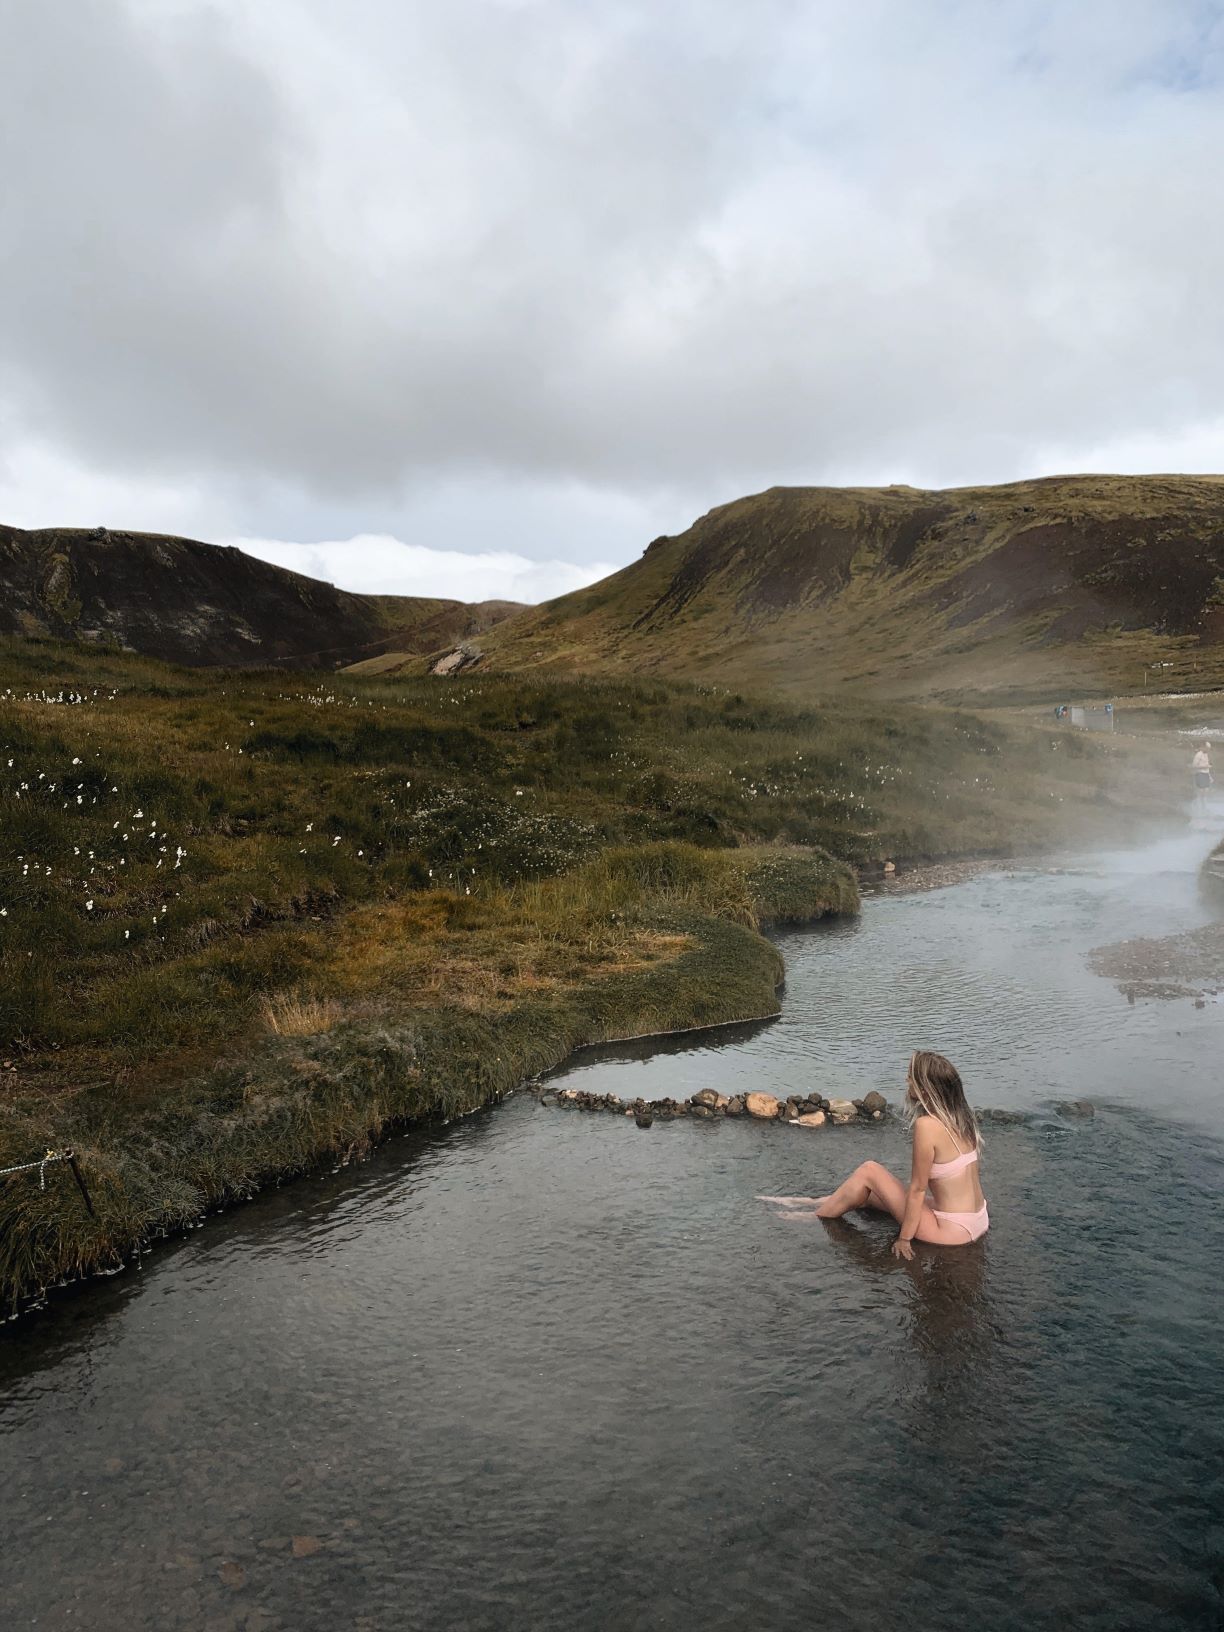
[
  {"left": 0, "top": 524, "right": 522, "bottom": 669},
  {"left": 429, "top": 642, "right": 484, "bottom": 676}
]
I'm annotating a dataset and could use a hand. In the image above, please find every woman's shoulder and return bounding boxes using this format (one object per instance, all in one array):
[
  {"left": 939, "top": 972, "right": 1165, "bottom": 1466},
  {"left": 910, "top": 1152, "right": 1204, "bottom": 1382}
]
[{"left": 912, "top": 1114, "right": 943, "bottom": 1141}]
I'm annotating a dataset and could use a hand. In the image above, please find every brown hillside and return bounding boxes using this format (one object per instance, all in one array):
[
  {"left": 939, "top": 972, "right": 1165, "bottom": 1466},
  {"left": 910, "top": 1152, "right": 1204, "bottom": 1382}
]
[
  {"left": 0, "top": 525, "right": 522, "bottom": 669},
  {"left": 457, "top": 475, "right": 1224, "bottom": 699}
]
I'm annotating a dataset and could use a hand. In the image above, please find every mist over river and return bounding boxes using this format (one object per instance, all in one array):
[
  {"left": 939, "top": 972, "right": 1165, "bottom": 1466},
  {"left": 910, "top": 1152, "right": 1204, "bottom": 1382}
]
[{"left": 3, "top": 827, "right": 1223, "bottom": 1631}]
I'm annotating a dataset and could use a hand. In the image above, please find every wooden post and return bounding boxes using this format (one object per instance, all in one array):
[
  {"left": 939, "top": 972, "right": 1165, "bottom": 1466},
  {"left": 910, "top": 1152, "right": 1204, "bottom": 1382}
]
[{"left": 65, "top": 1152, "right": 95, "bottom": 1217}]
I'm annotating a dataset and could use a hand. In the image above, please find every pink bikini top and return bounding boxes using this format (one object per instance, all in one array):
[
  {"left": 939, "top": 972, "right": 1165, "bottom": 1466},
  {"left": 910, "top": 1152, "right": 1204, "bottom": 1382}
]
[{"left": 928, "top": 1144, "right": 979, "bottom": 1179}]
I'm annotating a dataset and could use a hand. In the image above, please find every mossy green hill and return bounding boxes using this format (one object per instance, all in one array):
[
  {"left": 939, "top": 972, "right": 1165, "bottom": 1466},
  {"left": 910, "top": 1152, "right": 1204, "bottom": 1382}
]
[
  {"left": 0, "top": 524, "right": 520, "bottom": 669},
  {"left": 405, "top": 475, "right": 1224, "bottom": 701}
]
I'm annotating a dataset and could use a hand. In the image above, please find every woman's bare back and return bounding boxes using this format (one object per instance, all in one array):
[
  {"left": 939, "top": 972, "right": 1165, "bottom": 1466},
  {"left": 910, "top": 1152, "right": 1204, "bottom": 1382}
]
[{"left": 923, "top": 1116, "right": 984, "bottom": 1212}]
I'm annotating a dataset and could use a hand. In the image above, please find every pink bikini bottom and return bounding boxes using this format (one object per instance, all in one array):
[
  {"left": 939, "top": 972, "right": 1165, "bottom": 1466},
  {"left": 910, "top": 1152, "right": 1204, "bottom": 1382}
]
[{"left": 930, "top": 1200, "right": 990, "bottom": 1243}]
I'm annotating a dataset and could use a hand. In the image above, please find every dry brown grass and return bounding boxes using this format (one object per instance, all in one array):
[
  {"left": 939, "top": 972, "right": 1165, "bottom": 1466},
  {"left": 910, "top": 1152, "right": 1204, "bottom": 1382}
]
[{"left": 260, "top": 993, "right": 345, "bottom": 1036}]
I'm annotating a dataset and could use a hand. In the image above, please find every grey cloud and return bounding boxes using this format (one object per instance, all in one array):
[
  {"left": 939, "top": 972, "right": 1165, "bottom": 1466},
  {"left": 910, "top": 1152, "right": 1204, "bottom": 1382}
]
[{"left": 2, "top": 0, "right": 1224, "bottom": 560}]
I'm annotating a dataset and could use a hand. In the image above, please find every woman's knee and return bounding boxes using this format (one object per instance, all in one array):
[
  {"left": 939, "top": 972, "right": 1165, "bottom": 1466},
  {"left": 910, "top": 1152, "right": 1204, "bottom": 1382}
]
[{"left": 856, "top": 1160, "right": 886, "bottom": 1182}]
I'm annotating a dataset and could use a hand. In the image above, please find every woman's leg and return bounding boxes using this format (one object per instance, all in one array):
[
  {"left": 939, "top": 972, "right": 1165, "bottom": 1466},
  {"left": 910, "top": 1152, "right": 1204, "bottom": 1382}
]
[
  {"left": 758, "top": 1169, "right": 901, "bottom": 1215},
  {"left": 812, "top": 1161, "right": 972, "bottom": 1244},
  {"left": 815, "top": 1160, "right": 907, "bottom": 1220}
]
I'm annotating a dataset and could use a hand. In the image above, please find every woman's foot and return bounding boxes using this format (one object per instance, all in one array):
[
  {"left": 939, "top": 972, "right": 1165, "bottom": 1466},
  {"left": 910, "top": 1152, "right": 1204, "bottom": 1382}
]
[{"left": 759, "top": 1194, "right": 831, "bottom": 1219}]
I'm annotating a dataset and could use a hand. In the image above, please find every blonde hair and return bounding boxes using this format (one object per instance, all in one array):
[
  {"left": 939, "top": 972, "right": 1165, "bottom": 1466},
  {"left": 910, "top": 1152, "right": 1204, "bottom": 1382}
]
[{"left": 906, "top": 1050, "right": 980, "bottom": 1151}]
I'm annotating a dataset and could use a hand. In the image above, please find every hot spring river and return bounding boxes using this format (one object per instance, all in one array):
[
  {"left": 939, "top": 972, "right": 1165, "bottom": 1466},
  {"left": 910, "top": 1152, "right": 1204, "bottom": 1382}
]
[{"left": 3, "top": 829, "right": 1224, "bottom": 1631}]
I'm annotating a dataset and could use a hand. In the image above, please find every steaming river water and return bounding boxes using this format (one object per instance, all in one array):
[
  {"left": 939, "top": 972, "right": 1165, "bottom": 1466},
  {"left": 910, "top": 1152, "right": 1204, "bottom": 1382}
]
[{"left": 3, "top": 828, "right": 1224, "bottom": 1630}]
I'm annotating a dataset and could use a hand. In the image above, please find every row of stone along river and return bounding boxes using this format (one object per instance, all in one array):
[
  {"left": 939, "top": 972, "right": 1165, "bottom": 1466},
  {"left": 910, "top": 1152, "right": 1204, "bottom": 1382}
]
[{"left": 543, "top": 1085, "right": 890, "bottom": 1129}]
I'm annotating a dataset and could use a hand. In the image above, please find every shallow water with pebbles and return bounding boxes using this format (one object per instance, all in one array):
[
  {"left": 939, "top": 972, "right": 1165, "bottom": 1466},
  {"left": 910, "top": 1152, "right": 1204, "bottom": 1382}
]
[{"left": 2, "top": 827, "right": 1224, "bottom": 1630}]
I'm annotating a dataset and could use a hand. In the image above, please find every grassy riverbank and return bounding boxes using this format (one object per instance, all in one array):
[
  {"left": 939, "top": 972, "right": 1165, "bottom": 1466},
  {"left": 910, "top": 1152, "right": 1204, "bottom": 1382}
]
[{"left": 0, "top": 639, "right": 1187, "bottom": 1306}]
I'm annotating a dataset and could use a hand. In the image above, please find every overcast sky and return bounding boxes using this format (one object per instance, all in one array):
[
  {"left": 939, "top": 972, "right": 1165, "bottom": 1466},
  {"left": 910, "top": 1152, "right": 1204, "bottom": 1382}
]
[{"left": 2, "top": 0, "right": 1223, "bottom": 602}]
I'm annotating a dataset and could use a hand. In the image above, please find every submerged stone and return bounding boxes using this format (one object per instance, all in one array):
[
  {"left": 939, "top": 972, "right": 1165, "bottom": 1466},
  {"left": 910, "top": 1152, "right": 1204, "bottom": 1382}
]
[{"left": 744, "top": 1091, "right": 781, "bottom": 1119}]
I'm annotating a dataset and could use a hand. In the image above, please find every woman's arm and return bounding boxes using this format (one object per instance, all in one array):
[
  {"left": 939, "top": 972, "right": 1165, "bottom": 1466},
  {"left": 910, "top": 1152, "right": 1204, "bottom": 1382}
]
[{"left": 891, "top": 1119, "right": 936, "bottom": 1260}]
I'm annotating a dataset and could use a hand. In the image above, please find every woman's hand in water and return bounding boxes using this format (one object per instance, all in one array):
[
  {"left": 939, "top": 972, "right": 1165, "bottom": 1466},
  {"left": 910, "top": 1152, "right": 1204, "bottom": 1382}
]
[{"left": 891, "top": 1236, "right": 915, "bottom": 1261}]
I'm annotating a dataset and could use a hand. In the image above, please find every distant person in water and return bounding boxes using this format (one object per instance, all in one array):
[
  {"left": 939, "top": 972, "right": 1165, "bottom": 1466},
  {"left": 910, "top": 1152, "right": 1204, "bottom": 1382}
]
[
  {"left": 1193, "top": 742, "right": 1213, "bottom": 813},
  {"left": 760, "top": 1052, "right": 988, "bottom": 1255}
]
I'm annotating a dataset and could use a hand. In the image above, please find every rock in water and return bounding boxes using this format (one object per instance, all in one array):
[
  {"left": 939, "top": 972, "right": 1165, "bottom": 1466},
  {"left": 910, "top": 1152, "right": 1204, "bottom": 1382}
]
[
  {"left": 634, "top": 1111, "right": 654, "bottom": 1129},
  {"left": 1054, "top": 1099, "right": 1096, "bottom": 1118},
  {"left": 744, "top": 1091, "right": 781, "bottom": 1120},
  {"left": 724, "top": 1095, "right": 746, "bottom": 1117},
  {"left": 793, "top": 1111, "right": 827, "bottom": 1127},
  {"left": 826, "top": 1097, "right": 859, "bottom": 1123},
  {"left": 691, "top": 1088, "right": 720, "bottom": 1109},
  {"left": 861, "top": 1090, "right": 888, "bottom": 1115}
]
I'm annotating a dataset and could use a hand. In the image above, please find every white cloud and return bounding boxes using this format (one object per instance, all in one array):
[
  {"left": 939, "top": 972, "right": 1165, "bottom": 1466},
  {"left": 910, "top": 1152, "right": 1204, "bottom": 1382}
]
[
  {"left": 0, "top": 434, "right": 228, "bottom": 539},
  {"left": 1030, "top": 417, "right": 1224, "bottom": 483},
  {"left": 1, "top": 0, "right": 1223, "bottom": 584},
  {"left": 231, "top": 534, "right": 618, "bottom": 604}
]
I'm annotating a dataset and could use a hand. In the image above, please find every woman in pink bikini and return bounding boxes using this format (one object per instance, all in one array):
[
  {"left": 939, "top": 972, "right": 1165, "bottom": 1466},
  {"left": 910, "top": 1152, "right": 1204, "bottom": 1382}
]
[{"left": 763, "top": 1051, "right": 988, "bottom": 1257}]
